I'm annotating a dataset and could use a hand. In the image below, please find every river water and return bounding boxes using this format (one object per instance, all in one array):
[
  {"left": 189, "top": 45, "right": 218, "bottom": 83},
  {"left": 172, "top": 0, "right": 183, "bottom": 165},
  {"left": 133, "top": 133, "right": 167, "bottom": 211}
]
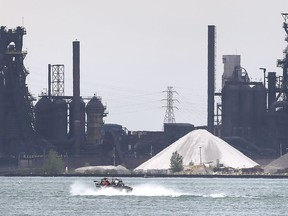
[{"left": 0, "top": 176, "right": 287, "bottom": 215}]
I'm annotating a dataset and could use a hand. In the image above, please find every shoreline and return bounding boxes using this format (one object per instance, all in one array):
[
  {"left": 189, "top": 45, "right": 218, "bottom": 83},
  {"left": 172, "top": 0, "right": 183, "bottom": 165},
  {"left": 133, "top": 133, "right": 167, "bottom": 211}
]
[{"left": 2, "top": 173, "right": 288, "bottom": 179}]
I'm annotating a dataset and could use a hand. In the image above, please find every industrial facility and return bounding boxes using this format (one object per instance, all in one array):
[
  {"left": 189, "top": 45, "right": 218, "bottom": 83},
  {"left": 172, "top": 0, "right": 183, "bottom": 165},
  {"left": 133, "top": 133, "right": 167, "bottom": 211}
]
[
  {"left": 0, "top": 13, "right": 288, "bottom": 171},
  {"left": 208, "top": 14, "right": 288, "bottom": 159}
]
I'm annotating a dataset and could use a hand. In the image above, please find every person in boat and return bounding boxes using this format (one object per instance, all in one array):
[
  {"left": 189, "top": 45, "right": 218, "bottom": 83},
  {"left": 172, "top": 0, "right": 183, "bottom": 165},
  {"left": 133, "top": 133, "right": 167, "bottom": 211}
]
[
  {"left": 113, "top": 178, "right": 124, "bottom": 187},
  {"left": 117, "top": 179, "right": 124, "bottom": 187},
  {"left": 101, "top": 177, "right": 110, "bottom": 186},
  {"left": 113, "top": 178, "right": 120, "bottom": 186},
  {"left": 110, "top": 178, "right": 124, "bottom": 187},
  {"left": 111, "top": 178, "right": 116, "bottom": 185}
]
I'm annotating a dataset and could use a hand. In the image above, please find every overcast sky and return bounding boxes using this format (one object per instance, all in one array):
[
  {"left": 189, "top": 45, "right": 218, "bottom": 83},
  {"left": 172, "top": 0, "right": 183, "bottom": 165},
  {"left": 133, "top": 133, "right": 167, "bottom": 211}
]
[{"left": 2, "top": 0, "right": 288, "bottom": 131}]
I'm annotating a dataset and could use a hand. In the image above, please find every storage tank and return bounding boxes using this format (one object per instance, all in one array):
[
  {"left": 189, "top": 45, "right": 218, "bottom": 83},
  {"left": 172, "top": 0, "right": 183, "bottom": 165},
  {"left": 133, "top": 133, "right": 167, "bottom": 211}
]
[
  {"left": 239, "top": 85, "right": 253, "bottom": 138},
  {"left": 86, "top": 96, "right": 106, "bottom": 144},
  {"left": 35, "top": 96, "right": 53, "bottom": 139},
  {"left": 52, "top": 99, "right": 68, "bottom": 141},
  {"left": 69, "top": 99, "right": 85, "bottom": 139},
  {"left": 252, "top": 84, "right": 267, "bottom": 146},
  {"left": 221, "top": 84, "right": 240, "bottom": 137},
  {"left": 267, "top": 72, "right": 276, "bottom": 108},
  {"left": 252, "top": 84, "right": 267, "bottom": 124}
]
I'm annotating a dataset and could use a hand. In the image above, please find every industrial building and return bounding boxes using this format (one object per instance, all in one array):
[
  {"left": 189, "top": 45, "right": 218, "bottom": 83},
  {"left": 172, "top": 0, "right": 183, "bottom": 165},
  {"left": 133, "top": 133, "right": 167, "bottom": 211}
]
[
  {"left": 210, "top": 14, "right": 288, "bottom": 159},
  {"left": 0, "top": 13, "right": 288, "bottom": 170},
  {"left": 0, "top": 26, "right": 193, "bottom": 169}
]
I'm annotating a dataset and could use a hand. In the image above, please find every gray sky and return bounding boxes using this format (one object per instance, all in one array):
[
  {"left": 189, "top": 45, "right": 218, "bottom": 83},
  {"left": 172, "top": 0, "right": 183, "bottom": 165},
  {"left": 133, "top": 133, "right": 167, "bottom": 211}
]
[{"left": 2, "top": 0, "right": 288, "bottom": 131}]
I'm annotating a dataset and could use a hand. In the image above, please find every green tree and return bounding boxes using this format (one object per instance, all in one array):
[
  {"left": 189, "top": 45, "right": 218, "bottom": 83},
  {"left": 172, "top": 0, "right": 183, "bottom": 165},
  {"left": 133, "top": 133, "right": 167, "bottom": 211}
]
[
  {"left": 43, "top": 150, "right": 64, "bottom": 175},
  {"left": 170, "top": 151, "right": 184, "bottom": 173}
]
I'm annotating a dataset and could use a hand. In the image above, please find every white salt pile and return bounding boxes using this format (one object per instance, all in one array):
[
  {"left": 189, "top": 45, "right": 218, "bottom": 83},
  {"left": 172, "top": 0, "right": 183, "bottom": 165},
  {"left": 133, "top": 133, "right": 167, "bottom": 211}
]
[
  {"left": 75, "top": 165, "right": 131, "bottom": 174},
  {"left": 264, "top": 153, "right": 288, "bottom": 173},
  {"left": 134, "top": 129, "right": 259, "bottom": 171}
]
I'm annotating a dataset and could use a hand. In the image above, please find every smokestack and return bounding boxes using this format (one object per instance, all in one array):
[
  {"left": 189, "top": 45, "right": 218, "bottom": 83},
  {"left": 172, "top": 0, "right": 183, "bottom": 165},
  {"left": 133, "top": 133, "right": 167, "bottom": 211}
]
[
  {"left": 73, "top": 40, "right": 81, "bottom": 154},
  {"left": 207, "top": 25, "right": 215, "bottom": 134},
  {"left": 48, "top": 64, "right": 51, "bottom": 99}
]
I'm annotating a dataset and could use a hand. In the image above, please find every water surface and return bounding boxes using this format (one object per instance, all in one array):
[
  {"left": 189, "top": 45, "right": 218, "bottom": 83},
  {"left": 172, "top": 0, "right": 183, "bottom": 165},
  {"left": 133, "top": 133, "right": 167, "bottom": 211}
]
[{"left": 0, "top": 177, "right": 287, "bottom": 215}]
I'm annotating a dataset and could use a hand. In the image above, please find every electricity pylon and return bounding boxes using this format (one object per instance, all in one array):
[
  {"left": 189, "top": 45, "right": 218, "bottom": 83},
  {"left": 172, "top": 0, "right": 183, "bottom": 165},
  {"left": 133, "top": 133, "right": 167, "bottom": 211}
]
[{"left": 163, "top": 86, "right": 178, "bottom": 123}]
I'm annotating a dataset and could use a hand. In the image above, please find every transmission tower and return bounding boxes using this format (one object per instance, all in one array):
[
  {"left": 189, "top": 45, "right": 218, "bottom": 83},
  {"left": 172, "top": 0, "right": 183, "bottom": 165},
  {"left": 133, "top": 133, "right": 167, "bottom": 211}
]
[{"left": 163, "top": 86, "right": 178, "bottom": 123}]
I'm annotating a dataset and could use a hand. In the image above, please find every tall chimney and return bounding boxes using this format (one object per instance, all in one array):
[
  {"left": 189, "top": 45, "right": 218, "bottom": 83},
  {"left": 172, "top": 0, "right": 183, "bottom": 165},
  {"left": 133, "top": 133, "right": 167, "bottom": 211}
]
[
  {"left": 48, "top": 64, "right": 51, "bottom": 99},
  {"left": 207, "top": 25, "right": 215, "bottom": 134},
  {"left": 73, "top": 41, "right": 81, "bottom": 154}
]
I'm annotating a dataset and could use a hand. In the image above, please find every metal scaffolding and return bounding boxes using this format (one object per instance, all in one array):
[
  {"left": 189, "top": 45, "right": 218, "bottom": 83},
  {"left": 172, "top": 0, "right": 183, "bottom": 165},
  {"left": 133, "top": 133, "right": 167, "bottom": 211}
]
[{"left": 51, "top": 64, "right": 65, "bottom": 96}]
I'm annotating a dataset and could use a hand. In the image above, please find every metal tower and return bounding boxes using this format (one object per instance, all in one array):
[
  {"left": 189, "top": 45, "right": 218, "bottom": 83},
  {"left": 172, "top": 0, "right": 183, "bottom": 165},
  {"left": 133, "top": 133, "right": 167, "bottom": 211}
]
[
  {"left": 163, "top": 86, "right": 178, "bottom": 123},
  {"left": 276, "top": 13, "right": 288, "bottom": 101},
  {"left": 50, "top": 64, "right": 65, "bottom": 96}
]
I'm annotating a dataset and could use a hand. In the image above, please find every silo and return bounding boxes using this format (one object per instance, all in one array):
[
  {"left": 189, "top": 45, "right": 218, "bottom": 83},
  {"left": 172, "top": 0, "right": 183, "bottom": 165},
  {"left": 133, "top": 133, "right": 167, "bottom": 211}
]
[
  {"left": 35, "top": 96, "right": 53, "bottom": 139},
  {"left": 221, "top": 84, "right": 240, "bottom": 137},
  {"left": 239, "top": 84, "right": 253, "bottom": 138},
  {"left": 252, "top": 84, "right": 267, "bottom": 124},
  {"left": 69, "top": 99, "right": 85, "bottom": 140},
  {"left": 86, "top": 96, "right": 106, "bottom": 144},
  {"left": 52, "top": 99, "right": 68, "bottom": 141},
  {"left": 252, "top": 84, "right": 267, "bottom": 145}
]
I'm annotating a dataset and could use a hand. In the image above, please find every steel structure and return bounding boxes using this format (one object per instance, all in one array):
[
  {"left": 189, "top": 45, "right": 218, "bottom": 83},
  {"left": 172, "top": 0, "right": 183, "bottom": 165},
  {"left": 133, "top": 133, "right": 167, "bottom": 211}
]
[
  {"left": 51, "top": 64, "right": 65, "bottom": 96},
  {"left": 0, "top": 26, "right": 36, "bottom": 156},
  {"left": 276, "top": 13, "right": 288, "bottom": 101},
  {"left": 86, "top": 96, "right": 107, "bottom": 144},
  {"left": 163, "top": 86, "right": 178, "bottom": 124},
  {"left": 4, "top": 13, "right": 288, "bottom": 168},
  {"left": 217, "top": 14, "right": 288, "bottom": 156}
]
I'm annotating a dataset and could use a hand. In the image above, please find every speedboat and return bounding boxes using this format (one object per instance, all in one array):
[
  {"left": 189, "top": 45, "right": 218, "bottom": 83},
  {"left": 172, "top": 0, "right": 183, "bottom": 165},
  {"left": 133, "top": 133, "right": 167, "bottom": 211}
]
[{"left": 94, "top": 178, "right": 133, "bottom": 193}]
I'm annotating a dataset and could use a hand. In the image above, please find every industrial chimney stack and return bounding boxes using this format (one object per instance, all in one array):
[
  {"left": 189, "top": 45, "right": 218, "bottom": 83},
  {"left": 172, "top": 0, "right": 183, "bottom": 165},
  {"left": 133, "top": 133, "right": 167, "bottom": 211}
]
[
  {"left": 73, "top": 41, "right": 81, "bottom": 154},
  {"left": 207, "top": 25, "right": 216, "bottom": 134}
]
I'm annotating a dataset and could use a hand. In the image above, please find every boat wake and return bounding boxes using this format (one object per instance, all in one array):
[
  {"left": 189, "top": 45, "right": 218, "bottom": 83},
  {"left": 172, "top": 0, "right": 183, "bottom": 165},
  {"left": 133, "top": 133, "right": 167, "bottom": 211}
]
[
  {"left": 69, "top": 181, "right": 262, "bottom": 199},
  {"left": 70, "top": 181, "right": 186, "bottom": 197},
  {"left": 203, "top": 193, "right": 226, "bottom": 198},
  {"left": 201, "top": 193, "right": 263, "bottom": 199}
]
